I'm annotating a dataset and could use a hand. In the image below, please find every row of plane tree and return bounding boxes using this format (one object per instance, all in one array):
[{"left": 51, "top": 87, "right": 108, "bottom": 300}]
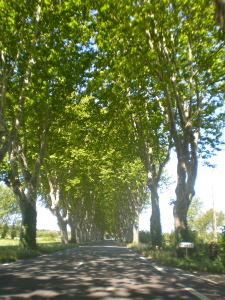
[{"left": 0, "top": 0, "right": 224, "bottom": 249}]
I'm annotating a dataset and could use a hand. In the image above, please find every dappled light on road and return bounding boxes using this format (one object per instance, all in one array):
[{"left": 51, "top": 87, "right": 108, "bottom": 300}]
[{"left": 0, "top": 241, "right": 223, "bottom": 299}]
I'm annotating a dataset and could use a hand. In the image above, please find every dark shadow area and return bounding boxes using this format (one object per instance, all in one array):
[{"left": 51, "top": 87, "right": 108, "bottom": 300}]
[{"left": 0, "top": 241, "right": 223, "bottom": 299}]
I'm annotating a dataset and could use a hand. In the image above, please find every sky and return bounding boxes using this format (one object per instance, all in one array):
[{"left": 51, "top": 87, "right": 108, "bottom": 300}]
[{"left": 37, "top": 149, "right": 225, "bottom": 234}]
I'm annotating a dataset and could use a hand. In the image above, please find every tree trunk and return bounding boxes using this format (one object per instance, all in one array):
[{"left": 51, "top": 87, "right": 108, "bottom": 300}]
[
  {"left": 215, "top": 0, "right": 225, "bottom": 31},
  {"left": 6, "top": 183, "right": 38, "bottom": 249},
  {"left": 4, "top": 157, "right": 38, "bottom": 249},
  {"left": 173, "top": 153, "right": 197, "bottom": 242},
  {"left": 77, "top": 227, "right": 83, "bottom": 243},
  {"left": 5, "top": 109, "right": 48, "bottom": 249},
  {"left": 68, "top": 216, "right": 77, "bottom": 243},
  {"left": 133, "top": 220, "right": 139, "bottom": 244},
  {"left": 173, "top": 200, "right": 189, "bottom": 242},
  {"left": 59, "top": 223, "right": 68, "bottom": 245},
  {"left": 55, "top": 209, "right": 68, "bottom": 245},
  {"left": 20, "top": 201, "right": 37, "bottom": 249},
  {"left": 126, "top": 223, "right": 133, "bottom": 243},
  {"left": 47, "top": 175, "right": 69, "bottom": 245},
  {"left": 130, "top": 111, "right": 169, "bottom": 249},
  {"left": 70, "top": 226, "right": 77, "bottom": 243},
  {"left": 149, "top": 184, "right": 162, "bottom": 248}
]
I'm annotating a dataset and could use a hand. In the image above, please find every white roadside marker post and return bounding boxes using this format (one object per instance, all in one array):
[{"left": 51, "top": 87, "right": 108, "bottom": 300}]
[{"left": 179, "top": 242, "right": 194, "bottom": 259}]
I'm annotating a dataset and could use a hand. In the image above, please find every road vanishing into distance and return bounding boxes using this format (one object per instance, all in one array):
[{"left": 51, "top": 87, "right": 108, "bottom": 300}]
[{"left": 0, "top": 241, "right": 224, "bottom": 300}]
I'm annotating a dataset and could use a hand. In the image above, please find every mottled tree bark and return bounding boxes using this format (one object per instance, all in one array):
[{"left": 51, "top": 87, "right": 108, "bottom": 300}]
[
  {"left": 149, "top": 183, "right": 162, "bottom": 248},
  {"left": 68, "top": 214, "right": 77, "bottom": 243},
  {"left": 133, "top": 218, "right": 139, "bottom": 244},
  {"left": 173, "top": 153, "right": 197, "bottom": 242},
  {"left": 215, "top": 0, "right": 225, "bottom": 30},
  {"left": 20, "top": 201, "right": 37, "bottom": 249},
  {"left": 5, "top": 166, "right": 38, "bottom": 249},
  {"left": 55, "top": 208, "right": 68, "bottom": 245}
]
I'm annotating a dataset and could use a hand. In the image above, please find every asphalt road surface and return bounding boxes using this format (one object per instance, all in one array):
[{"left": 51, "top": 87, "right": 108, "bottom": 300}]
[{"left": 0, "top": 241, "right": 224, "bottom": 299}]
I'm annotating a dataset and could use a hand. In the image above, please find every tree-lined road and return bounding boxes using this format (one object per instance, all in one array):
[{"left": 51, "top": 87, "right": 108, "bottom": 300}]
[{"left": 0, "top": 241, "right": 224, "bottom": 299}]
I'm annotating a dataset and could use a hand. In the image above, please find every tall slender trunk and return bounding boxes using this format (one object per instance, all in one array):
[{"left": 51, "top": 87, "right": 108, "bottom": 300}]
[
  {"left": 173, "top": 144, "right": 197, "bottom": 242},
  {"left": 55, "top": 208, "right": 68, "bottom": 245},
  {"left": 160, "top": 80, "right": 199, "bottom": 243},
  {"left": 77, "top": 226, "right": 83, "bottom": 243},
  {"left": 47, "top": 175, "right": 69, "bottom": 245},
  {"left": 215, "top": 0, "right": 225, "bottom": 31},
  {"left": 144, "top": 13, "right": 202, "bottom": 244},
  {"left": 68, "top": 214, "right": 77, "bottom": 243},
  {"left": 133, "top": 219, "right": 139, "bottom": 244},
  {"left": 5, "top": 145, "right": 38, "bottom": 249},
  {"left": 173, "top": 158, "right": 188, "bottom": 241},
  {"left": 70, "top": 227, "right": 77, "bottom": 243},
  {"left": 149, "top": 184, "right": 162, "bottom": 248},
  {"left": 20, "top": 200, "right": 37, "bottom": 249},
  {"left": 4, "top": 178, "right": 38, "bottom": 249}
]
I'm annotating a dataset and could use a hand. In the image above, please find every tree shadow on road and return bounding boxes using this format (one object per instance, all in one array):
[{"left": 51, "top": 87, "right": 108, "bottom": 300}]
[{"left": 0, "top": 241, "right": 218, "bottom": 299}]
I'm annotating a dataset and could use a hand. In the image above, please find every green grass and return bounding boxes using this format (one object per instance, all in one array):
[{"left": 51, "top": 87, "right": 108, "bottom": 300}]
[
  {"left": 0, "top": 238, "right": 78, "bottom": 264},
  {"left": 0, "top": 238, "right": 20, "bottom": 246},
  {"left": 2, "top": 238, "right": 224, "bottom": 275},
  {"left": 127, "top": 242, "right": 225, "bottom": 274}
]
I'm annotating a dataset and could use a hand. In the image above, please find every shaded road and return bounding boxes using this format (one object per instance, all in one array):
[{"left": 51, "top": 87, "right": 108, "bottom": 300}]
[{"left": 0, "top": 241, "right": 224, "bottom": 299}]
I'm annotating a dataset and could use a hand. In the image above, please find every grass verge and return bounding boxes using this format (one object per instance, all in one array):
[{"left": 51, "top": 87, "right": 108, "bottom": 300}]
[
  {"left": 0, "top": 239, "right": 77, "bottom": 264},
  {"left": 127, "top": 242, "right": 225, "bottom": 274}
]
